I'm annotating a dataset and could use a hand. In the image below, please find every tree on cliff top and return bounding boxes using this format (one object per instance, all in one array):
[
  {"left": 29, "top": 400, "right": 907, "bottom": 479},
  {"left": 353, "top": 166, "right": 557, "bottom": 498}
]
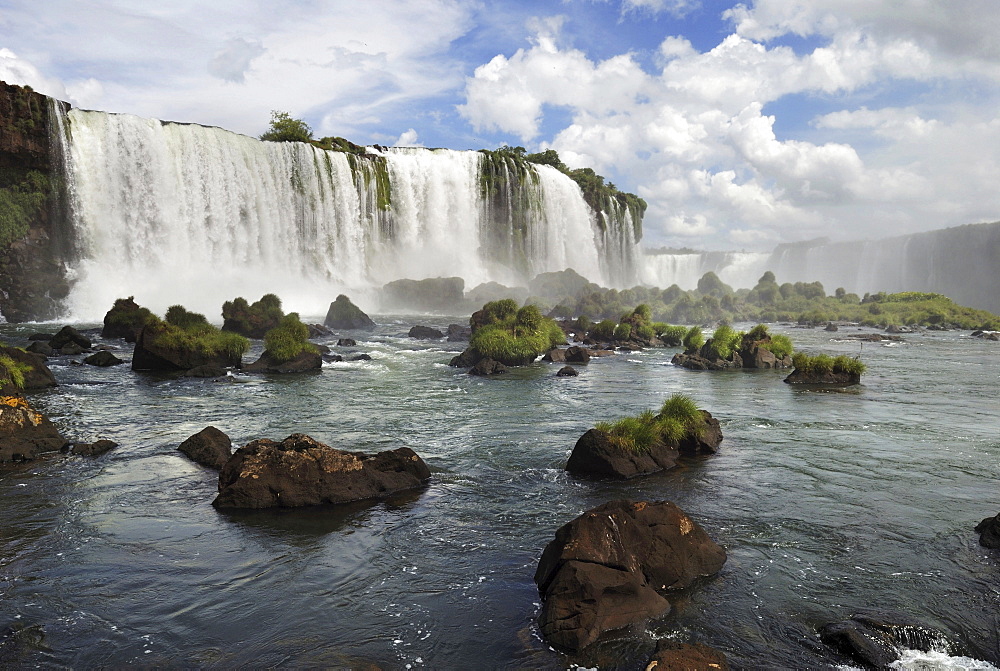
[{"left": 260, "top": 111, "right": 312, "bottom": 143}]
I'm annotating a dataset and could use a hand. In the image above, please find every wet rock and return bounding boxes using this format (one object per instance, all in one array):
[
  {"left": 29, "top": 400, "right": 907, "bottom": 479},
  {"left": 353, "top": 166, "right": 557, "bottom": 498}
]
[
  {"left": 819, "top": 613, "right": 959, "bottom": 669},
  {"left": 60, "top": 343, "right": 85, "bottom": 356},
  {"left": 182, "top": 364, "right": 228, "bottom": 378},
  {"left": 102, "top": 296, "right": 155, "bottom": 342},
  {"left": 0, "top": 396, "right": 68, "bottom": 463},
  {"left": 565, "top": 346, "right": 591, "bottom": 364},
  {"left": 83, "top": 351, "right": 124, "bottom": 367},
  {"left": 132, "top": 322, "right": 242, "bottom": 372},
  {"left": 27, "top": 333, "right": 53, "bottom": 341},
  {"left": 448, "top": 347, "right": 481, "bottom": 368},
  {"left": 542, "top": 348, "right": 566, "bottom": 363},
  {"left": 49, "top": 325, "right": 91, "bottom": 350},
  {"left": 446, "top": 324, "right": 472, "bottom": 342},
  {"left": 350, "top": 354, "right": 372, "bottom": 362},
  {"left": 178, "top": 426, "right": 232, "bottom": 469},
  {"left": 213, "top": 433, "right": 430, "bottom": 509},
  {"left": 408, "top": 325, "right": 444, "bottom": 339},
  {"left": 324, "top": 295, "right": 376, "bottom": 331},
  {"left": 534, "top": 500, "right": 727, "bottom": 652},
  {"left": 469, "top": 358, "right": 507, "bottom": 376},
  {"left": 242, "top": 349, "right": 323, "bottom": 373},
  {"left": 308, "top": 323, "right": 332, "bottom": 338},
  {"left": 25, "top": 341, "right": 52, "bottom": 357},
  {"left": 323, "top": 354, "right": 344, "bottom": 363},
  {"left": 0, "top": 346, "right": 57, "bottom": 394},
  {"left": 680, "top": 410, "right": 724, "bottom": 455},
  {"left": 337, "top": 338, "right": 357, "bottom": 347},
  {"left": 975, "top": 513, "right": 1000, "bottom": 549},
  {"left": 825, "top": 322, "right": 839, "bottom": 332},
  {"left": 63, "top": 439, "right": 117, "bottom": 456},
  {"left": 557, "top": 366, "right": 578, "bottom": 377},
  {"left": 646, "top": 640, "right": 729, "bottom": 671},
  {"left": 784, "top": 369, "right": 862, "bottom": 385}
]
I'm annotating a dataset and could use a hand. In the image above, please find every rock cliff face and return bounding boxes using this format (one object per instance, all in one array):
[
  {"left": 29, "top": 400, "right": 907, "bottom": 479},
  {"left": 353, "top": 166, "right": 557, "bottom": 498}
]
[{"left": 0, "top": 80, "right": 71, "bottom": 322}]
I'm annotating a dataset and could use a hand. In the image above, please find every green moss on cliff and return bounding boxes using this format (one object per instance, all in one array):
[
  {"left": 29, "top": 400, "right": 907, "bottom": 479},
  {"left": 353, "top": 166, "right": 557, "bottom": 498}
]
[{"left": 0, "top": 168, "right": 49, "bottom": 248}]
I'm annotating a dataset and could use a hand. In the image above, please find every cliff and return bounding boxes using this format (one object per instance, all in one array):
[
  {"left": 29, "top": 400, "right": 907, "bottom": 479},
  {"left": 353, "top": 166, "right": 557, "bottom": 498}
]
[{"left": 0, "top": 80, "right": 71, "bottom": 322}]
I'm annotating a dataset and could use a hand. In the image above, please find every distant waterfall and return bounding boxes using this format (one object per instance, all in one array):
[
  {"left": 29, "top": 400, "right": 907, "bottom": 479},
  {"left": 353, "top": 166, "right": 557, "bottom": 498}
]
[{"left": 57, "top": 109, "right": 641, "bottom": 320}]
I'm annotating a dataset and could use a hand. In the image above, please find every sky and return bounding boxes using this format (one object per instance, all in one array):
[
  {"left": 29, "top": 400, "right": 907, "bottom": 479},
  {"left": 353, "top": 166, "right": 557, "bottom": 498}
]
[{"left": 2, "top": 0, "right": 1000, "bottom": 251}]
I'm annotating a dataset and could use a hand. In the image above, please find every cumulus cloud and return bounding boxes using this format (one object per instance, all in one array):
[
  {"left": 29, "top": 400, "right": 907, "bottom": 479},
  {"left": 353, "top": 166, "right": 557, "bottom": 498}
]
[
  {"left": 0, "top": 48, "right": 68, "bottom": 99},
  {"left": 394, "top": 128, "right": 423, "bottom": 147},
  {"left": 208, "top": 37, "right": 265, "bottom": 83}
]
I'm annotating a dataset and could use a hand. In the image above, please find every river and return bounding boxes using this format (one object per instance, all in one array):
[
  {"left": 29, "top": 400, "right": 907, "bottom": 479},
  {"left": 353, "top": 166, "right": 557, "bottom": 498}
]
[{"left": 1, "top": 319, "right": 998, "bottom": 669}]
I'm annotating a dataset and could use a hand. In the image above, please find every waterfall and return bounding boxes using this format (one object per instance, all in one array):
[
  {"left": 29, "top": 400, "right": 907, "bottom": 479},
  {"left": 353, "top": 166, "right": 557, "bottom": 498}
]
[{"left": 56, "top": 108, "right": 641, "bottom": 321}]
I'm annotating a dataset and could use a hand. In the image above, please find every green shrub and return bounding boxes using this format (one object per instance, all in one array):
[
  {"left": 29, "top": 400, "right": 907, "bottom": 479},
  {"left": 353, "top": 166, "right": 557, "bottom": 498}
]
[
  {"left": 594, "top": 394, "right": 705, "bottom": 453},
  {"left": 165, "top": 305, "right": 209, "bottom": 330},
  {"left": 658, "top": 394, "right": 702, "bottom": 425},
  {"left": 222, "top": 293, "right": 284, "bottom": 337},
  {"left": 658, "top": 324, "right": 687, "bottom": 347},
  {"left": 264, "top": 313, "right": 316, "bottom": 363},
  {"left": 468, "top": 299, "right": 565, "bottom": 365},
  {"left": 260, "top": 111, "right": 313, "bottom": 143},
  {"left": 0, "top": 354, "right": 31, "bottom": 390},
  {"left": 746, "top": 323, "right": 770, "bottom": 342},
  {"left": 833, "top": 355, "right": 866, "bottom": 375},
  {"left": 481, "top": 298, "right": 518, "bottom": 324},
  {"left": 761, "top": 333, "right": 793, "bottom": 358},
  {"left": 613, "top": 323, "right": 633, "bottom": 341},
  {"left": 635, "top": 324, "right": 656, "bottom": 341},
  {"left": 590, "top": 319, "right": 617, "bottom": 341},
  {"left": 683, "top": 326, "right": 704, "bottom": 353},
  {"left": 705, "top": 324, "right": 741, "bottom": 359}
]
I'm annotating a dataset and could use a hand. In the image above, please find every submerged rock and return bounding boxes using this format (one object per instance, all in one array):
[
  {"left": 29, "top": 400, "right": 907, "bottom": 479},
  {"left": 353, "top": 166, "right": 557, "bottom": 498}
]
[
  {"left": 179, "top": 426, "right": 232, "bottom": 470},
  {"left": 0, "top": 396, "right": 67, "bottom": 463},
  {"left": 469, "top": 358, "right": 507, "bottom": 376},
  {"left": 213, "top": 433, "right": 430, "bottom": 509},
  {"left": 324, "top": 295, "right": 376, "bottom": 331},
  {"left": 63, "top": 439, "right": 118, "bottom": 456},
  {"left": 534, "top": 500, "right": 727, "bottom": 652},
  {"left": 556, "top": 366, "right": 578, "bottom": 377},
  {"left": 646, "top": 640, "right": 729, "bottom": 671},
  {"left": 819, "top": 613, "right": 961, "bottom": 669},
  {"left": 975, "top": 513, "right": 1000, "bottom": 549}
]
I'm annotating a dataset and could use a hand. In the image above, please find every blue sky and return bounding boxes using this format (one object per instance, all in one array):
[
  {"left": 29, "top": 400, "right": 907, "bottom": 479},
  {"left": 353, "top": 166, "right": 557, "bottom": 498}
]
[{"left": 3, "top": 0, "right": 1000, "bottom": 251}]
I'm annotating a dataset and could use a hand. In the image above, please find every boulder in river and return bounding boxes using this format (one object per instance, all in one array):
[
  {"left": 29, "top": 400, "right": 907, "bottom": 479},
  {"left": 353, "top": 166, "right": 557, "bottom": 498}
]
[
  {"left": 213, "top": 433, "right": 430, "bottom": 509},
  {"left": 0, "top": 395, "right": 68, "bottom": 463},
  {"left": 63, "top": 439, "right": 118, "bottom": 457},
  {"left": 242, "top": 349, "right": 322, "bottom": 373},
  {"left": 102, "top": 296, "right": 155, "bottom": 342},
  {"left": 975, "top": 513, "right": 1000, "bottom": 549},
  {"left": 132, "top": 322, "right": 243, "bottom": 372},
  {"left": 83, "top": 351, "right": 125, "bottom": 367},
  {"left": 534, "top": 499, "right": 727, "bottom": 652},
  {"left": 556, "top": 366, "right": 578, "bottom": 377},
  {"left": 469, "top": 358, "right": 507, "bottom": 376},
  {"left": 646, "top": 640, "right": 729, "bottom": 671},
  {"left": 819, "top": 613, "right": 961, "bottom": 669},
  {"left": 178, "top": 426, "right": 232, "bottom": 470},
  {"left": 408, "top": 325, "right": 444, "bottom": 339},
  {"left": 0, "top": 346, "right": 57, "bottom": 394},
  {"left": 48, "top": 325, "right": 91, "bottom": 351},
  {"left": 324, "top": 295, "right": 376, "bottom": 331}
]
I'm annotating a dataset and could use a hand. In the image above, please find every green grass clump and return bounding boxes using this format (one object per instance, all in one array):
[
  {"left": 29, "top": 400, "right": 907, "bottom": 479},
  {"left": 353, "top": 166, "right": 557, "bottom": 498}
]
[
  {"left": 595, "top": 394, "right": 706, "bottom": 453},
  {"left": 469, "top": 299, "right": 564, "bottom": 366},
  {"left": 222, "top": 293, "right": 284, "bottom": 337},
  {"left": 792, "top": 352, "right": 865, "bottom": 376},
  {"left": 705, "top": 323, "right": 742, "bottom": 360},
  {"left": 0, "top": 354, "right": 32, "bottom": 390},
  {"left": 760, "top": 333, "right": 793, "bottom": 358},
  {"left": 589, "top": 319, "right": 617, "bottom": 341},
  {"left": 105, "top": 297, "right": 156, "bottom": 332},
  {"left": 833, "top": 355, "right": 866, "bottom": 375},
  {"left": 151, "top": 308, "right": 250, "bottom": 360},
  {"left": 656, "top": 324, "right": 688, "bottom": 347},
  {"left": 683, "top": 326, "right": 704, "bottom": 353},
  {"left": 165, "top": 305, "right": 210, "bottom": 330},
  {"left": 264, "top": 313, "right": 317, "bottom": 363}
]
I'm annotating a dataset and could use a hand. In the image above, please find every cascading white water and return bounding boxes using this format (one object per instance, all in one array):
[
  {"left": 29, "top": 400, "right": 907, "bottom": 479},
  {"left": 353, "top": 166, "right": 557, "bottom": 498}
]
[{"left": 58, "top": 108, "right": 640, "bottom": 321}]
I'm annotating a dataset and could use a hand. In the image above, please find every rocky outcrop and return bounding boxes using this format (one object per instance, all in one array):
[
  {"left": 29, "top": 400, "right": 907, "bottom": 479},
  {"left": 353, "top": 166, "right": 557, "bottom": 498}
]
[
  {"left": 48, "top": 326, "right": 91, "bottom": 350},
  {"left": 975, "top": 513, "right": 1000, "bottom": 549},
  {"left": 469, "top": 358, "right": 507, "bottom": 376},
  {"left": 0, "top": 395, "right": 67, "bottom": 463},
  {"left": 646, "top": 641, "right": 729, "bottom": 671},
  {"left": 407, "top": 325, "right": 444, "bottom": 339},
  {"left": 83, "top": 351, "right": 124, "bottom": 367},
  {"left": 337, "top": 338, "right": 357, "bottom": 347},
  {"left": 448, "top": 348, "right": 481, "bottom": 368},
  {"left": 446, "top": 324, "right": 471, "bottom": 341},
  {"left": 324, "top": 295, "right": 376, "bottom": 331},
  {"left": 212, "top": 433, "right": 430, "bottom": 509},
  {"left": 819, "top": 614, "right": 960, "bottom": 669},
  {"left": 0, "top": 346, "right": 57, "bottom": 394},
  {"left": 0, "top": 81, "right": 72, "bottom": 323},
  {"left": 131, "top": 323, "right": 243, "bottom": 372},
  {"left": 101, "top": 296, "right": 154, "bottom": 342},
  {"left": 241, "top": 348, "right": 322, "bottom": 373},
  {"left": 542, "top": 348, "right": 566, "bottom": 363},
  {"left": 63, "top": 439, "right": 117, "bottom": 456},
  {"left": 783, "top": 369, "right": 862, "bottom": 385},
  {"left": 178, "top": 426, "right": 232, "bottom": 469},
  {"left": 534, "top": 500, "right": 727, "bottom": 652}
]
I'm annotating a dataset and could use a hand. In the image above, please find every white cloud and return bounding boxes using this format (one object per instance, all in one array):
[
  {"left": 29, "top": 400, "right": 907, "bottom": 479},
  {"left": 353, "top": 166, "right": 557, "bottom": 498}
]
[
  {"left": 0, "top": 48, "right": 68, "bottom": 99},
  {"left": 208, "top": 37, "right": 265, "bottom": 83},
  {"left": 394, "top": 128, "right": 423, "bottom": 147}
]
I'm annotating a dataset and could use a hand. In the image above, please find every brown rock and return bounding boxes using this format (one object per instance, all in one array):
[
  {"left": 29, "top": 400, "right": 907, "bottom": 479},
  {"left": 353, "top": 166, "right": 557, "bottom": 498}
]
[
  {"left": 178, "top": 426, "right": 232, "bottom": 469},
  {"left": 242, "top": 348, "right": 322, "bottom": 373},
  {"left": 646, "top": 641, "right": 729, "bottom": 671},
  {"left": 469, "top": 358, "right": 508, "bottom": 376},
  {"left": 975, "top": 513, "right": 1000, "bottom": 549},
  {"left": 566, "top": 428, "right": 677, "bottom": 479},
  {"left": 213, "top": 433, "right": 430, "bottom": 509},
  {"left": 0, "top": 395, "right": 67, "bottom": 463}
]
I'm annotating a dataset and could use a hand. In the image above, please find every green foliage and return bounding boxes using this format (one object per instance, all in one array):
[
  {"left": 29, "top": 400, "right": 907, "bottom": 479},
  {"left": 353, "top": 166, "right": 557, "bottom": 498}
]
[
  {"left": 595, "top": 394, "right": 705, "bottom": 453},
  {"left": 761, "top": 333, "right": 794, "bottom": 359},
  {"left": 632, "top": 304, "right": 652, "bottom": 323},
  {"left": 264, "top": 313, "right": 316, "bottom": 363},
  {"left": 746, "top": 324, "right": 770, "bottom": 342},
  {"left": 683, "top": 326, "right": 704, "bottom": 353},
  {"left": 705, "top": 323, "right": 741, "bottom": 360},
  {"left": 613, "top": 323, "right": 632, "bottom": 341},
  {"left": 658, "top": 394, "right": 702, "bottom": 425},
  {"left": 0, "top": 354, "right": 31, "bottom": 390},
  {"left": 792, "top": 352, "right": 865, "bottom": 376},
  {"left": 165, "top": 305, "right": 209, "bottom": 330},
  {"left": 590, "top": 319, "right": 617, "bottom": 341},
  {"left": 222, "top": 293, "right": 284, "bottom": 337},
  {"left": 697, "top": 272, "right": 732, "bottom": 296},
  {"left": 833, "top": 355, "right": 867, "bottom": 375},
  {"left": 260, "top": 110, "right": 313, "bottom": 143},
  {"left": 105, "top": 296, "right": 156, "bottom": 331},
  {"left": 0, "top": 169, "right": 49, "bottom": 248},
  {"left": 469, "top": 299, "right": 564, "bottom": 365},
  {"left": 657, "top": 324, "right": 688, "bottom": 347}
]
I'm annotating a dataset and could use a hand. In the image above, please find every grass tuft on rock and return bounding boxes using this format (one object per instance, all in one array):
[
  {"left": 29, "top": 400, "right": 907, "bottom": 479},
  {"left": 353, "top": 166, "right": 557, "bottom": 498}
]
[
  {"left": 595, "top": 394, "right": 706, "bottom": 453},
  {"left": 264, "top": 313, "right": 318, "bottom": 363}
]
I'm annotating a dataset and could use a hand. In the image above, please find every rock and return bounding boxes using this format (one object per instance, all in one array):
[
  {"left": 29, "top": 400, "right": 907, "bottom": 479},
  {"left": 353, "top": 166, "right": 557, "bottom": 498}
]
[
  {"left": 885, "top": 324, "right": 906, "bottom": 334},
  {"left": 131, "top": 322, "right": 242, "bottom": 372},
  {"left": 212, "top": 433, "right": 430, "bottom": 509},
  {"left": 381, "top": 277, "right": 465, "bottom": 312},
  {"left": 323, "top": 354, "right": 344, "bottom": 363},
  {"left": 565, "top": 346, "right": 591, "bottom": 364},
  {"left": 469, "top": 358, "right": 508, "bottom": 376},
  {"left": 25, "top": 341, "right": 52, "bottom": 357},
  {"left": 0, "top": 346, "right": 58, "bottom": 394},
  {"left": 819, "top": 614, "right": 958, "bottom": 669},
  {"left": 825, "top": 322, "right": 839, "bottom": 332},
  {"left": 27, "top": 333, "right": 53, "bottom": 341},
  {"left": 679, "top": 411, "right": 724, "bottom": 455},
  {"left": 0, "top": 396, "right": 68, "bottom": 463},
  {"left": 182, "top": 364, "right": 228, "bottom": 378},
  {"left": 447, "top": 324, "right": 472, "bottom": 342},
  {"left": 102, "top": 296, "right": 154, "bottom": 342},
  {"left": 337, "top": 338, "right": 357, "bottom": 347},
  {"left": 242, "top": 349, "right": 323, "bottom": 373},
  {"left": 83, "top": 351, "right": 124, "bottom": 367},
  {"left": 59, "top": 342, "right": 85, "bottom": 355},
  {"left": 324, "top": 295, "right": 376, "bottom": 331},
  {"left": 448, "top": 348, "right": 481, "bottom": 368},
  {"left": 739, "top": 345, "right": 788, "bottom": 369},
  {"left": 350, "top": 354, "right": 372, "bottom": 362},
  {"left": 408, "top": 325, "right": 444, "bottom": 339},
  {"left": 542, "top": 348, "right": 566, "bottom": 363},
  {"left": 567, "top": 429, "right": 678, "bottom": 479},
  {"left": 534, "top": 500, "right": 727, "bottom": 652},
  {"left": 557, "top": 366, "right": 578, "bottom": 377},
  {"left": 784, "top": 369, "right": 862, "bottom": 385},
  {"left": 646, "top": 641, "right": 729, "bottom": 671},
  {"left": 48, "top": 325, "right": 92, "bottom": 350},
  {"left": 178, "top": 426, "right": 232, "bottom": 469},
  {"left": 975, "top": 513, "right": 1000, "bottom": 549},
  {"left": 63, "top": 439, "right": 117, "bottom": 456},
  {"left": 307, "top": 323, "right": 332, "bottom": 338}
]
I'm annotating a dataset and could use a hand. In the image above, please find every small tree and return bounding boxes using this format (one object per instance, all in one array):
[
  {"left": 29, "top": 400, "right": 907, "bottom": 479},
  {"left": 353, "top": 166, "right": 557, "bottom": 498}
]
[{"left": 260, "top": 111, "right": 313, "bottom": 143}]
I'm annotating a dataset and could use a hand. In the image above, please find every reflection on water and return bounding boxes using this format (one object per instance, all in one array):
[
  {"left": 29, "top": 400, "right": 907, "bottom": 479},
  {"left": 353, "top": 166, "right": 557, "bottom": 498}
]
[{"left": 1, "top": 319, "right": 998, "bottom": 668}]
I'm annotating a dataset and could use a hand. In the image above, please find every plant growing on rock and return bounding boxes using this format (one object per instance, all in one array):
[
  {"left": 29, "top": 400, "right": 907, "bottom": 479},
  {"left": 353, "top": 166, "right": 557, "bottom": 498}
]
[
  {"left": 0, "top": 354, "right": 32, "bottom": 390},
  {"left": 468, "top": 299, "right": 565, "bottom": 366},
  {"left": 263, "top": 313, "right": 319, "bottom": 363},
  {"left": 222, "top": 293, "right": 284, "bottom": 338},
  {"left": 595, "top": 394, "right": 708, "bottom": 453},
  {"left": 683, "top": 326, "right": 704, "bottom": 353},
  {"left": 149, "top": 307, "right": 250, "bottom": 361}
]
